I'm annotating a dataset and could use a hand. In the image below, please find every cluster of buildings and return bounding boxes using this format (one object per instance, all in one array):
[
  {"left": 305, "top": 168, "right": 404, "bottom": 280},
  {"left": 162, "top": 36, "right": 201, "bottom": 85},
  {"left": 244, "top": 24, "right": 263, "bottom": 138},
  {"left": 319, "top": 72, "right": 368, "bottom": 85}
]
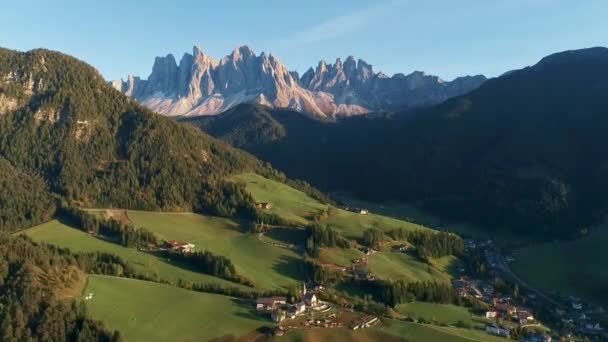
[
  {"left": 163, "top": 240, "right": 196, "bottom": 253},
  {"left": 557, "top": 298, "right": 604, "bottom": 336},
  {"left": 453, "top": 275, "right": 538, "bottom": 337},
  {"left": 463, "top": 238, "right": 607, "bottom": 339},
  {"left": 256, "top": 284, "right": 319, "bottom": 323}
]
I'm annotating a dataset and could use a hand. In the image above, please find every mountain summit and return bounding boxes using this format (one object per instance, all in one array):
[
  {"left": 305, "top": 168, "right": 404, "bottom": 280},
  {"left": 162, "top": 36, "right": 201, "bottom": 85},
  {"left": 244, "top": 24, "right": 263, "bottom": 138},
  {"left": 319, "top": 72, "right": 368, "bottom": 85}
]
[{"left": 112, "top": 45, "right": 486, "bottom": 117}]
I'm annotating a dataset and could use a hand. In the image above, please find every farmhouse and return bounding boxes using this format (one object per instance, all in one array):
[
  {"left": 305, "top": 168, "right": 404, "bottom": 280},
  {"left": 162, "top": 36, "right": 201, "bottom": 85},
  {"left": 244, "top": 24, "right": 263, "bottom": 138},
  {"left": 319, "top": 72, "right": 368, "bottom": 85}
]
[
  {"left": 394, "top": 244, "right": 412, "bottom": 253},
  {"left": 517, "top": 310, "right": 534, "bottom": 322},
  {"left": 256, "top": 202, "right": 272, "bottom": 209},
  {"left": 486, "top": 310, "right": 497, "bottom": 318},
  {"left": 165, "top": 240, "right": 195, "bottom": 253},
  {"left": 256, "top": 297, "right": 287, "bottom": 311},
  {"left": 485, "top": 324, "right": 510, "bottom": 337}
]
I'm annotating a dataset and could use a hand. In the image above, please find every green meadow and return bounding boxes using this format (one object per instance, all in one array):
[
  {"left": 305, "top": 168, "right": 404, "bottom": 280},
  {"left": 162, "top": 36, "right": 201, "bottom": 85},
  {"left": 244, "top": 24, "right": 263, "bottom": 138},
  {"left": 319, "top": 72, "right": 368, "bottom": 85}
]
[
  {"left": 395, "top": 302, "right": 474, "bottom": 326},
  {"left": 366, "top": 252, "right": 451, "bottom": 284},
  {"left": 25, "top": 212, "right": 304, "bottom": 291},
  {"left": 22, "top": 220, "right": 248, "bottom": 290},
  {"left": 234, "top": 173, "right": 459, "bottom": 285},
  {"left": 82, "top": 275, "right": 266, "bottom": 342},
  {"left": 274, "top": 319, "right": 506, "bottom": 342},
  {"left": 233, "top": 173, "right": 327, "bottom": 225},
  {"left": 110, "top": 210, "right": 305, "bottom": 290},
  {"left": 234, "top": 173, "right": 430, "bottom": 240},
  {"left": 513, "top": 224, "right": 608, "bottom": 309}
]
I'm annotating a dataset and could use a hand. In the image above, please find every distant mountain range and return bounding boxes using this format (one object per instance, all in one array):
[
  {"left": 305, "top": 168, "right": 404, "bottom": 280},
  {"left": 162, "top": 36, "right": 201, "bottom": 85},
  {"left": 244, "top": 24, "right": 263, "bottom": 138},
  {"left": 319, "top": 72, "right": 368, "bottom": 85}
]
[
  {"left": 184, "top": 47, "right": 608, "bottom": 237},
  {"left": 111, "top": 45, "right": 486, "bottom": 117}
]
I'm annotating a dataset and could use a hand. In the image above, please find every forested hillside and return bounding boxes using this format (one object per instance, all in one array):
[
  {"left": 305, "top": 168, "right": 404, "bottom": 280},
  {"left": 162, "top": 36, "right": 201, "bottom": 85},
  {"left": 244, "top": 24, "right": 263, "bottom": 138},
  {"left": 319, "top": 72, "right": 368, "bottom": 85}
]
[
  {"left": 191, "top": 48, "right": 608, "bottom": 237},
  {"left": 0, "top": 48, "right": 300, "bottom": 231},
  {"left": 0, "top": 235, "right": 122, "bottom": 341},
  {"left": 0, "top": 157, "right": 55, "bottom": 232}
]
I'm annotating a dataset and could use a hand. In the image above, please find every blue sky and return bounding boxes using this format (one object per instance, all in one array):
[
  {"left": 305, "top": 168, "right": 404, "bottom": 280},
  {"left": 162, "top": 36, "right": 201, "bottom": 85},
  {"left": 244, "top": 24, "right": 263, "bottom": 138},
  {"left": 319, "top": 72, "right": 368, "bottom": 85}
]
[{"left": 1, "top": 0, "right": 606, "bottom": 81}]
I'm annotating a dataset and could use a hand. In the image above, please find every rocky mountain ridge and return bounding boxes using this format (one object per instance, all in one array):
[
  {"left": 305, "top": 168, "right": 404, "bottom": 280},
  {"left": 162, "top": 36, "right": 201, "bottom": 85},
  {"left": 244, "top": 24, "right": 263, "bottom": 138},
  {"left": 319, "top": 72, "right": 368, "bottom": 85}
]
[{"left": 112, "top": 45, "right": 486, "bottom": 117}]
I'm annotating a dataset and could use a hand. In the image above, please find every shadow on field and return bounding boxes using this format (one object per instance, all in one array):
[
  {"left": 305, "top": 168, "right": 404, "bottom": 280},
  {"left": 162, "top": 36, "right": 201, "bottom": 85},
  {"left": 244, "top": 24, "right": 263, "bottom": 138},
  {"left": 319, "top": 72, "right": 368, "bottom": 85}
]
[
  {"left": 230, "top": 298, "right": 266, "bottom": 321},
  {"left": 272, "top": 255, "right": 305, "bottom": 281},
  {"left": 265, "top": 227, "right": 307, "bottom": 246}
]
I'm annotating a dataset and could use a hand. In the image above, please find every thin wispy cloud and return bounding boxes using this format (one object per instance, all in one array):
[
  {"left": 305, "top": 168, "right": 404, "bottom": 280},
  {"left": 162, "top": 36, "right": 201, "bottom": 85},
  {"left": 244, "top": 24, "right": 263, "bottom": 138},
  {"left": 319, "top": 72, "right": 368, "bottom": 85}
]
[{"left": 281, "top": 0, "right": 405, "bottom": 46}]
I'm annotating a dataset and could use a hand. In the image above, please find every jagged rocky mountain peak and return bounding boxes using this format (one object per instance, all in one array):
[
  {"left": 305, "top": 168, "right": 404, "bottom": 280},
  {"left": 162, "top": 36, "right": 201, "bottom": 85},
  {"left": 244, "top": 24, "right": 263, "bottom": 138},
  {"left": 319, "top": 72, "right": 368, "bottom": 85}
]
[{"left": 112, "top": 45, "right": 486, "bottom": 117}]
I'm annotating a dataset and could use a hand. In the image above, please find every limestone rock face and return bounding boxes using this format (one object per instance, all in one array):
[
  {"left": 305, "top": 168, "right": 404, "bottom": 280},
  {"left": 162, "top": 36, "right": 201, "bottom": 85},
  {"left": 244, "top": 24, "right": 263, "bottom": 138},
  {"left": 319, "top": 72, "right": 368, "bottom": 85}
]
[{"left": 112, "top": 45, "right": 486, "bottom": 117}]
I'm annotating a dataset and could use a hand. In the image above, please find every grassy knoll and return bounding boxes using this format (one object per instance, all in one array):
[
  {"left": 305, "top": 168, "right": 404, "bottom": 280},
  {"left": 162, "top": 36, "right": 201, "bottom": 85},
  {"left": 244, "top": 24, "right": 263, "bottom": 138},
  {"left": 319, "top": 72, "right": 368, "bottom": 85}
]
[
  {"left": 513, "top": 224, "right": 608, "bottom": 308},
  {"left": 22, "top": 220, "right": 248, "bottom": 290},
  {"left": 83, "top": 275, "right": 266, "bottom": 342},
  {"left": 234, "top": 173, "right": 430, "bottom": 240},
  {"left": 318, "top": 247, "right": 365, "bottom": 266},
  {"left": 325, "top": 208, "right": 431, "bottom": 241},
  {"left": 366, "top": 252, "right": 451, "bottom": 284},
  {"left": 395, "top": 302, "right": 475, "bottom": 326},
  {"left": 233, "top": 173, "right": 327, "bottom": 224},
  {"left": 274, "top": 319, "right": 506, "bottom": 342}
]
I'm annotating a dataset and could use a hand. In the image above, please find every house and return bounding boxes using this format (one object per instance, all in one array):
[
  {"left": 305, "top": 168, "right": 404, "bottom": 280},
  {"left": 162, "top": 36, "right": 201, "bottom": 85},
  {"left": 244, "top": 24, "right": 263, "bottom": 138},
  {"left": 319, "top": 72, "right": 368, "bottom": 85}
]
[
  {"left": 394, "top": 244, "right": 412, "bottom": 253},
  {"left": 485, "top": 324, "right": 510, "bottom": 337},
  {"left": 572, "top": 303, "right": 583, "bottom": 310},
  {"left": 256, "top": 297, "right": 287, "bottom": 311},
  {"left": 517, "top": 310, "right": 534, "bottom": 322},
  {"left": 165, "top": 240, "right": 195, "bottom": 253},
  {"left": 294, "top": 302, "right": 306, "bottom": 314},
  {"left": 256, "top": 202, "right": 272, "bottom": 209},
  {"left": 271, "top": 310, "right": 286, "bottom": 323},
  {"left": 304, "top": 293, "right": 318, "bottom": 307},
  {"left": 485, "top": 310, "right": 497, "bottom": 318},
  {"left": 348, "top": 207, "right": 368, "bottom": 215},
  {"left": 456, "top": 288, "right": 467, "bottom": 297}
]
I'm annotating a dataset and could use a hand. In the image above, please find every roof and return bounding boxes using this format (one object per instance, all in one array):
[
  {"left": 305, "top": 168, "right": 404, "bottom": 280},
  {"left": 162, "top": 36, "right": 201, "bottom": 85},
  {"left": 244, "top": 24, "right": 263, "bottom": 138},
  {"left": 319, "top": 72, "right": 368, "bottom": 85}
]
[
  {"left": 304, "top": 293, "right": 316, "bottom": 300},
  {"left": 256, "top": 296, "right": 287, "bottom": 304}
]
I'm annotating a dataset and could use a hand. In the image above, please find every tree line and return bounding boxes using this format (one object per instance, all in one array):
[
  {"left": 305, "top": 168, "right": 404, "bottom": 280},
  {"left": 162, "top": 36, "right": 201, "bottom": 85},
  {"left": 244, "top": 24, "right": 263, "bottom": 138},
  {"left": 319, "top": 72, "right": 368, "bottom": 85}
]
[
  {"left": 388, "top": 228, "right": 464, "bottom": 261},
  {"left": 59, "top": 207, "right": 158, "bottom": 248},
  {"left": 305, "top": 224, "right": 353, "bottom": 257},
  {"left": 0, "top": 235, "right": 124, "bottom": 341},
  {"left": 161, "top": 250, "right": 255, "bottom": 287}
]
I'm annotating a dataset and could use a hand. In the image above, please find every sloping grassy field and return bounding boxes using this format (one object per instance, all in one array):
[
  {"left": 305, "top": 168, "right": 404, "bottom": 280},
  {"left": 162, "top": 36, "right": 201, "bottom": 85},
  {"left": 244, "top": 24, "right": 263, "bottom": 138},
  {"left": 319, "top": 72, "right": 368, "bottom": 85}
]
[
  {"left": 366, "top": 252, "right": 451, "bottom": 284},
  {"left": 25, "top": 213, "right": 304, "bottom": 290},
  {"left": 274, "top": 319, "right": 506, "bottom": 342},
  {"left": 234, "top": 173, "right": 456, "bottom": 285},
  {"left": 112, "top": 210, "right": 304, "bottom": 290},
  {"left": 233, "top": 173, "right": 327, "bottom": 225},
  {"left": 233, "top": 173, "right": 430, "bottom": 240},
  {"left": 83, "top": 275, "right": 266, "bottom": 342},
  {"left": 513, "top": 224, "right": 608, "bottom": 308},
  {"left": 395, "top": 302, "right": 474, "bottom": 326},
  {"left": 22, "top": 220, "right": 248, "bottom": 290}
]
